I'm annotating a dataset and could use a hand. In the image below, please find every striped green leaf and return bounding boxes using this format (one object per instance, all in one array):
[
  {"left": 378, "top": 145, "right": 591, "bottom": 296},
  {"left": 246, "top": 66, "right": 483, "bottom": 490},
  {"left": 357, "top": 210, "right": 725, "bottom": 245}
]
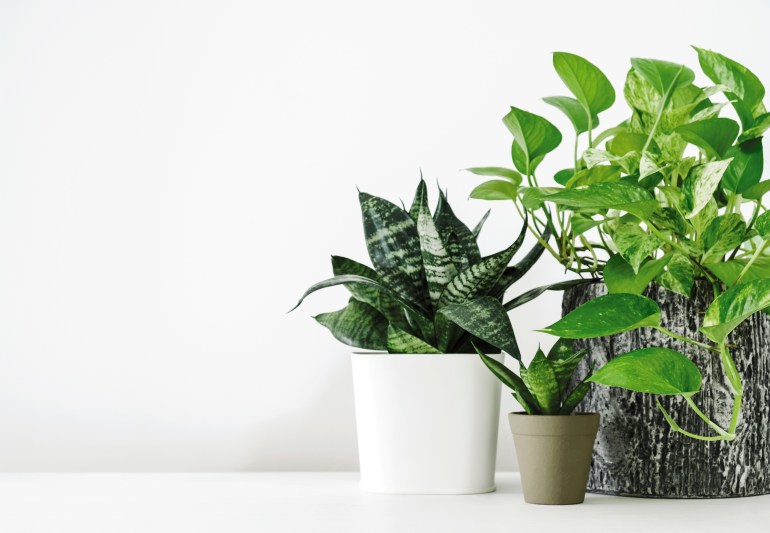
[
  {"left": 503, "top": 279, "right": 595, "bottom": 311},
  {"left": 560, "top": 374, "right": 592, "bottom": 414},
  {"left": 292, "top": 274, "right": 431, "bottom": 321},
  {"left": 359, "top": 192, "right": 429, "bottom": 309},
  {"left": 525, "top": 349, "right": 560, "bottom": 415},
  {"left": 472, "top": 210, "right": 491, "bottom": 238},
  {"left": 546, "top": 339, "right": 588, "bottom": 398},
  {"left": 386, "top": 325, "right": 441, "bottom": 354},
  {"left": 438, "top": 240, "right": 518, "bottom": 308},
  {"left": 493, "top": 227, "right": 551, "bottom": 298},
  {"left": 433, "top": 189, "right": 480, "bottom": 270},
  {"left": 439, "top": 296, "right": 521, "bottom": 360},
  {"left": 477, "top": 348, "right": 540, "bottom": 415},
  {"left": 315, "top": 299, "right": 388, "bottom": 350},
  {"left": 413, "top": 181, "right": 457, "bottom": 309}
]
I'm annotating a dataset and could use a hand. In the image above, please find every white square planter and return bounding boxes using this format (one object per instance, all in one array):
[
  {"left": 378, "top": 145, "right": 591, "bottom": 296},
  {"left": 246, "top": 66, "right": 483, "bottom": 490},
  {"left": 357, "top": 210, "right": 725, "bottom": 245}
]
[{"left": 351, "top": 352, "right": 503, "bottom": 494}]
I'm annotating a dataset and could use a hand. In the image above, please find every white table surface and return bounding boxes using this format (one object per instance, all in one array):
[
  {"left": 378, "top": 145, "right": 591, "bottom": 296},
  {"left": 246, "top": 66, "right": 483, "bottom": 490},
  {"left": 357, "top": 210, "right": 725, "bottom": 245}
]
[{"left": 0, "top": 472, "right": 766, "bottom": 533}]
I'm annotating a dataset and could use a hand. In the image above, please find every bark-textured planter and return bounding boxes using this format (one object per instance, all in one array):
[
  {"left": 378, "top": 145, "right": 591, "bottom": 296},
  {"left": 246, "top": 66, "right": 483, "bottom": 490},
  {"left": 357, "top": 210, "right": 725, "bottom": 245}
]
[
  {"left": 509, "top": 413, "right": 600, "bottom": 505},
  {"left": 351, "top": 352, "right": 503, "bottom": 494},
  {"left": 563, "top": 281, "right": 770, "bottom": 498}
]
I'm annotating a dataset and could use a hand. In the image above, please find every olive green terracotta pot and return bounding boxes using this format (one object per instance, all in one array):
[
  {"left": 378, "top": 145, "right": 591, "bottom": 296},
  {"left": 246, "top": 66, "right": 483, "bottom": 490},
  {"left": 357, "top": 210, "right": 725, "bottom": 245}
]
[{"left": 509, "top": 412, "right": 600, "bottom": 505}]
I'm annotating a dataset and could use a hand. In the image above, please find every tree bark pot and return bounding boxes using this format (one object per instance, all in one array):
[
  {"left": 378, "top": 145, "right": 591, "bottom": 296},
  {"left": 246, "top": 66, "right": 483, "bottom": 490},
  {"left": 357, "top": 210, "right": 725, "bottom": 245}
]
[
  {"left": 509, "top": 412, "right": 600, "bottom": 505},
  {"left": 563, "top": 281, "right": 770, "bottom": 498}
]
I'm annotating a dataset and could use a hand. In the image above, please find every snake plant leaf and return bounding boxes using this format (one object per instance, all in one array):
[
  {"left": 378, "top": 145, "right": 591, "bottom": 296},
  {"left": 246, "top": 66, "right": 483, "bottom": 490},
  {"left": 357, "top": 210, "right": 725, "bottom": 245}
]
[
  {"left": 359, "top": 192, "right": 429, "bottom": 308},
  {"left": 532, "top": 182, "right": 658, "bottom": 220},
  {"left": 674, "top": 118, "right": 739, "bottom": 160},
  {"left": 693, "top": 46, "right": 765, "bottom": 129},
  {"left": 491, "top": 227, "right": 551, "bottom": 298},
  {"left": 552, "top": 52, "right": 615, "bottom": 119},
  {"left": 701, "top": 214, "right": 746, "bottom": 263},
  {"left": 541, "top": 293, "right": 661, "bottom": 339},
  {"left": 739, "top": 112, "right": 770, "bottom": 143},
  {"left": 559, "top": 376, "right": 592, "bottom": 415},
  {"left": 722, "top": 139, "right": 764, "bottom": 193},
  {"left": 546, "top": 339, "right": 588, "bottom": 398},
  {"left": 476, "top": 348, "right": 540, "bottom": 415},
  {"left": 412, "top": 181, "right": 457, "bottom": 309},
  {"left": 604, "top": 253, "right": 671, "bottom": 295},
  {"left": 755, "top": 211, "right": 770, "bottom": 238},
  {"left": 434, "top": 189, "right": 481, "bottom": 267},
  {"left": 465, "top": 167, "right": 523, "bottom": 183},
  {"left": 407, "top": 179, "right": 425, "bottom": 222},
  {"left": 683, "top": 159, "right": 733, "bottom": 219},
  {"left": 701, "top": 279, "right": 770, "bottom": 343},
  {"left": 315, "top": 299, "right": 389, "bottom": 350},
  {"left": 469, "top": 180, "right": 519, "bottom": 200},
  {"left": 331, "top": 255, "right": 380, "bottom": 304},
  {"left": 707, "top": 257, "right": 770, "bottom": 285},
  {"left": 438, "top": 239, "right": 518, "bottom": 308},
  {"left": 386, "top": 324, "right": 441, "bottom": 354},
  {"left": 611, "top": 223, "right": 662, "bottom": 273},
  {"left": 472, "top": 210, "right": 491, "bottom": 238},
  {"left": 503, "top": 279, "right": 596, "bottom": 311},
  {"left": 292, "top": 274, "right": 431, "bottom": 321},
  {"left": 439, "top": 296, "right": 521, "bottom": 360},
  {"left": 502, "top": 106, "right": 562, "bottom": 175},
  {"left": 526, "top": 349, "right": 561, "bottom": 415},
  {"left": 630, "top": 58, "right": 695, "bottom": 96},
  {"left": 588, "top": 347, "right": 702, "bottom": 395},
  {"left": 543, "top": 95, "right": 599, "bottom": 134},
  {"left": 658, "top": 253, "right": 695, "bottom": 297}
]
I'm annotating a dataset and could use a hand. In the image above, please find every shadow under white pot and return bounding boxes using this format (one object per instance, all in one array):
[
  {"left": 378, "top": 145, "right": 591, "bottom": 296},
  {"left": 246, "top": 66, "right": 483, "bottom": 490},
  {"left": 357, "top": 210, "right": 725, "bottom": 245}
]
[{"left": 351, "top": 352, "right": 503, "bottom": 494}]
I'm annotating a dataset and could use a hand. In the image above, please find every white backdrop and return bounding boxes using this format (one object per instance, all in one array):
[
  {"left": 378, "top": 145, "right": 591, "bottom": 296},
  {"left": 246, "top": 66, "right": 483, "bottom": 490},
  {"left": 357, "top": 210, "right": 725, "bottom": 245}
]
[{"left": 0, "top": 0, "right": 768, "bottom": 471}]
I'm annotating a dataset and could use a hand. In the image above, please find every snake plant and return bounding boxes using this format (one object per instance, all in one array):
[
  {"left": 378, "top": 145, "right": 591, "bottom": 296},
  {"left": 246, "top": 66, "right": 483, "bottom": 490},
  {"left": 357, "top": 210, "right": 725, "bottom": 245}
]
[
  {"left": 440, "top": 296, "right": 592, "bottom": 414},
  {"left": 293, "top": 178, "right": 585, "bottom": 353}
]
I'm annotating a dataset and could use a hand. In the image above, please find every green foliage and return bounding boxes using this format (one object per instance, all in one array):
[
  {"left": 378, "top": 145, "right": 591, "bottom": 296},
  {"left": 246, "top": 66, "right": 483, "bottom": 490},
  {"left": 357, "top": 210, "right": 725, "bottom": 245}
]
[
  {"left": 588, "top": 348, "right": 702, "bottom": 395},
  {"left": 468, "top": 46, "right": 769, "bottom": 441},
  {"left": 701, "top": 279, "right": 770, "bottom": 343},
  {"left": 503, "top": 107, "right": 562, "bottom": 175},
  {"left": 294, "top": 178, "right": 570, "bottom": 353},
  {"left": 474, "top": 341, "right": 591, "bottom": 415},
  {"left": 541, "top": 293, "right": 661, "bottom": 338}
]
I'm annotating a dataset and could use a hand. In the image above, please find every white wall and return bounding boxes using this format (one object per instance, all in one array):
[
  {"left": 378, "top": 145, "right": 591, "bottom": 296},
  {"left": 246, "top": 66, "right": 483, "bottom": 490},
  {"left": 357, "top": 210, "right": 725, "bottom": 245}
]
[{"left": 0, "top": 0, "right": 768, "bottom": 471}]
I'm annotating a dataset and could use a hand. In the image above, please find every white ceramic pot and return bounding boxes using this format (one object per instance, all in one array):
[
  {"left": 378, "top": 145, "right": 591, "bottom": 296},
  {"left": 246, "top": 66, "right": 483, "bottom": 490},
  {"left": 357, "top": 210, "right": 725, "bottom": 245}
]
[{"left": 351, "top": 351, "right": 503, "bottom": 494}]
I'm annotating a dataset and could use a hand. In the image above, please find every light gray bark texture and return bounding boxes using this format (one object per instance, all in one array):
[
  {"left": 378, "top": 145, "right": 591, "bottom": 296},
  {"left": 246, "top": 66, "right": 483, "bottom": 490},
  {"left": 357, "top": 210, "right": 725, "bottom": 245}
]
[{"left": 564, "top": 281, "right": 770, "bottom": 498}]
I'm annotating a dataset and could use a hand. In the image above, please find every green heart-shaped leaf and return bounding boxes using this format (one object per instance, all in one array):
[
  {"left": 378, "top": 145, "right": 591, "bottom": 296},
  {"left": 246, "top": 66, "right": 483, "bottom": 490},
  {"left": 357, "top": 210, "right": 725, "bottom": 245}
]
[
  {"left": 469, "top": 180, "right": 519, "bottom": 201},
  {"left": 588, "top": 347, "right": 702, "bottom": 395},
  {"left": 502, "top": 107, "right": 562, "bottom": 175},
  {"left": 543, "top": 95, "right": 598, "bottom": 134},
  {"left": 552, "top": 52, "right": 615, "bottom": 118},
  {"left": 529, "top": 182, "right": 657, "bottom": 220},
  {"left": 683, "top": 160, "right": 733, "bottom": 219},
  {"left": 604, "top": 254, "right": 671, "bottom": 295},
  {"left": 674, "top": 118, "right": 739, "bottom": 159},
  {"left": 541, "top": 293, "right": 661, "bottom": 339},
  {"left": 631, "top": 58, "right": 695, "bottom": 96},
  {"left": 721, "top": 139, "right": 764, "bottom": 194},
  {"left": 701, "top": 279, "right": 770, "bottom": 343}
]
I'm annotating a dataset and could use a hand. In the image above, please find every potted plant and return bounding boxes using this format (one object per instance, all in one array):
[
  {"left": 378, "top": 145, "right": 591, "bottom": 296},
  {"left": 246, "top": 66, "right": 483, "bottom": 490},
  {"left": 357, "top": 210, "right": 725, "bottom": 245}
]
[
  {"left": 441, "top": 296, "right": 598, "bottom": 504},
  {"left": 293, "top": 178, "right": 584, "bottom": 494},
  {"left": 467, "top": 48, "right": 770, "bottom": 497}
]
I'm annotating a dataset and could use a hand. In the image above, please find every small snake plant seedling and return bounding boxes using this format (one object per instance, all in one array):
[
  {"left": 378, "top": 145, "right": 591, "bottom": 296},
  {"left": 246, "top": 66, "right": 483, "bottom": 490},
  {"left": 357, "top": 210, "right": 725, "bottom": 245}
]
[{"left": 441, "top": 296, "right": 592, "bottom": 414}]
